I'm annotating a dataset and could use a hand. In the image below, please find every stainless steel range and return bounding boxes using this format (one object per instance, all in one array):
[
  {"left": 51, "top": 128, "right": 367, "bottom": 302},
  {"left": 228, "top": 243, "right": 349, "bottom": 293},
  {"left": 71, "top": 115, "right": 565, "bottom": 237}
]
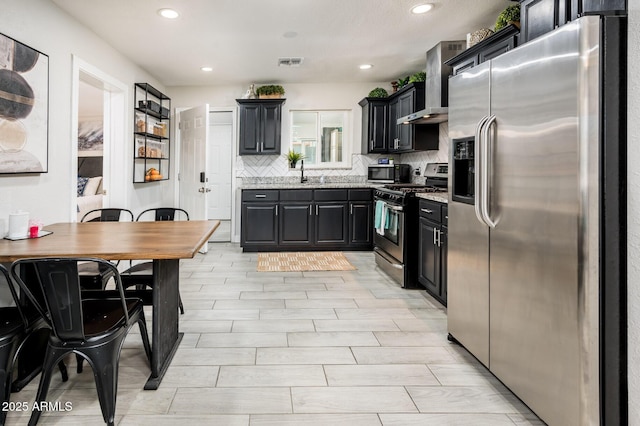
[{"left": 373, "top": 163, "right": 447, "bottom": 288}]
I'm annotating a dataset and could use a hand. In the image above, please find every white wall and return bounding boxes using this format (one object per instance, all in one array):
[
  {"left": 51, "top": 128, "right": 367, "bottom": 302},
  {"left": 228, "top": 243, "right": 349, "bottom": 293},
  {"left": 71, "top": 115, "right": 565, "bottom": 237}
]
[
  {"left": 0, "top": 0, "right": 173, "bottom": 226},
  {"left": 628, "top": 1, "right": 639, "bottom": 424}
]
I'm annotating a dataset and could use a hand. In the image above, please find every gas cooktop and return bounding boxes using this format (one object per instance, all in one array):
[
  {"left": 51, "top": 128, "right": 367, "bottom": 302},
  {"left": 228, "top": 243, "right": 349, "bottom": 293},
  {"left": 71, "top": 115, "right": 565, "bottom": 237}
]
[{"left": 381, "top": 184, "right": 447, "bottom": 194}]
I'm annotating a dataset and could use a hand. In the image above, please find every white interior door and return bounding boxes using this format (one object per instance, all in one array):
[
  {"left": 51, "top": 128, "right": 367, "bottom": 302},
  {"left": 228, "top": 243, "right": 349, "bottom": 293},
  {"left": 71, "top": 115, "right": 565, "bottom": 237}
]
[
  {"left": 179, "top": 105, "right": 209, "bottom": 252},
  {"left": 208, "top": 111, "right": 233, "bottom": 220}
]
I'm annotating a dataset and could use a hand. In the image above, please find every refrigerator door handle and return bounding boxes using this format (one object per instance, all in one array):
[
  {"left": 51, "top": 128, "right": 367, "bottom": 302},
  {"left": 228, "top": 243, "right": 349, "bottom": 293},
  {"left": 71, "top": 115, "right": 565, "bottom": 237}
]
[
  {"left": 474, "top": 115, "right": 490, "bottom": 226},
  {"left": 482, "top": 115, "right": 498, "bottom": 228}
]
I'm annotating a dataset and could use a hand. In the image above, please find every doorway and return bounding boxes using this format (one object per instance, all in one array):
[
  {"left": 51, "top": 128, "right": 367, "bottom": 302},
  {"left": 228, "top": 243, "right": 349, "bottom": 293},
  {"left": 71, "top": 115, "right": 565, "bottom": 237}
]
[
  {"left": 71, "top": 56, "right": 127, "bottom": 222},
  {"left": 76, "top": 77, "right": 105, "bottom": 221},
  {"left": 207, "top": 110, "right": 233, "bottom": 242}
]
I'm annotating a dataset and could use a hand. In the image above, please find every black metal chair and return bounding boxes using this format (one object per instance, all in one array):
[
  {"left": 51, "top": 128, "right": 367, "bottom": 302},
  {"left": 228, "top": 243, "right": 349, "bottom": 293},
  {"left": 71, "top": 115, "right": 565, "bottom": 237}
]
[
  {"left": 80, "top": 208, "right": 134, "bottom": 223},
  {"left": 78, "top": 208, "right": 134, "bottom": 291},
  {"left": 1, "top": 264, "right": 68, "bottom": 426},
  {"left": 10, "top": 258, "right": 152, "bottom": 426},
  {"left": 122, "top": 208, "right": 189, "bottom": 314}
]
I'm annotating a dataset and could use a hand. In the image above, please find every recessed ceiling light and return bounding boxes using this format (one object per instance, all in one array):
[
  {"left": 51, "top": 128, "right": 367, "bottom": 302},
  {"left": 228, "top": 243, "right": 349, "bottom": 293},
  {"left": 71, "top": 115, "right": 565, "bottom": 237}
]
[
  {"left": 201, "top": 66, "right": 213, "bottom": 72},
  {"left": 158, "top": 8, "right": 179, "bottom": 19},
  {"left": 359, "top": 64, "right": 373, "bottom": 70},
  {"left": 411, "top": 3, "right": 433, "bottom": 14}
]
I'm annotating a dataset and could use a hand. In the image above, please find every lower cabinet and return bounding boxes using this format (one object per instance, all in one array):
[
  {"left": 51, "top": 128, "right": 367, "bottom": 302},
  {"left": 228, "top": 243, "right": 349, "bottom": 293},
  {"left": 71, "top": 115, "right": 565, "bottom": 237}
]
[
  {"left": 279, "top": 203, "right": 314, "bottom": 247},
  {"left": 315, "top": 202, "right": 348, "bottom": 246},
  {"left": 241, "top": 191, "right": 279, "bottom": 247},
  {"left": 241, "top": 188, "right": 372, "bottom": 252},
  {"left": 418, "top": 199, "right": 447, "bottom": 305},
  {"left": 349, "top": 202, "right": 373, "bottom": 247}
]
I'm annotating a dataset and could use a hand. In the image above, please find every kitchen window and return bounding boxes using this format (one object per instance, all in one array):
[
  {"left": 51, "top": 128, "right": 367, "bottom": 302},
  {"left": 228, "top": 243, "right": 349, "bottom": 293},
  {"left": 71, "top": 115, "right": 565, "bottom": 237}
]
[{"left": 290, "top": 110, "right": 350, "bottom": 168}]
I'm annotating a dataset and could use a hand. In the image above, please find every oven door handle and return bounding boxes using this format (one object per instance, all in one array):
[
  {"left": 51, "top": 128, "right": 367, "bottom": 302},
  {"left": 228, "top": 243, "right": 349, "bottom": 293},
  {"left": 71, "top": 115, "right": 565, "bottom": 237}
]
[
  {"left": 385, "top": 204, "right": 403, "bottom": 212},
  {"left": 374, "top": 247, "right": 403, "bottom": 269}
]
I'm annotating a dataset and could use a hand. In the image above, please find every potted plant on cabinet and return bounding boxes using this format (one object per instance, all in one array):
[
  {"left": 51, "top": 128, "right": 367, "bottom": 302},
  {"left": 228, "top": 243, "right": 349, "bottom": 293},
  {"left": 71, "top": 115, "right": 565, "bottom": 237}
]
[
  {"left": 368, "top": 87, "right": 389, "bottom": 98},
  {"left": 495, "top": 4, "right": 520, "bottom": 31},
  {"left": 256, "top": 84, "right": 285, "bottom": 99},
  {"left": 286, "top": 150, "right": 304, "bottom": 168}
]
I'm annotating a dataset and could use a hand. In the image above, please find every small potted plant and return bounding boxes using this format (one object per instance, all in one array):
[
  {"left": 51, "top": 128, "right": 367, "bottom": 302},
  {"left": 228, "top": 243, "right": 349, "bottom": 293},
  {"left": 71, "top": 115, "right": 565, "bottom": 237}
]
[
  {"left": 368, "top": 87, "right": 389, "bottom": 98},
  {"left": 286, "top": 150, "right": 304, "bottom": 168},
  {"left": 495, "top": 4, "right": 520, "bottom": 31},
  {"left": 409, "top": 71, "right": 426, "bottom": 83},
  {"left": 256, "top": 84, "right": 285, "bottom": 99}
]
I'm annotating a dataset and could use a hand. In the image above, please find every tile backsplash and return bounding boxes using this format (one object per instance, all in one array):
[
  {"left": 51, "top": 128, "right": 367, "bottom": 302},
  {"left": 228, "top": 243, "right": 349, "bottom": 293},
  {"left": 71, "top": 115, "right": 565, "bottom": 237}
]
[{"left": 237, "top": 122, "right": 449, "bottom": 185}]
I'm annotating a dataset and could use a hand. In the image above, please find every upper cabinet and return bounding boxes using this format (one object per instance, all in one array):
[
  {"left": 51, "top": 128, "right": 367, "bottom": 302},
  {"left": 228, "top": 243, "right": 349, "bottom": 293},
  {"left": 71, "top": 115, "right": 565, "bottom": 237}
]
[
  {"left": 446, "top": 24, "right": 520, "bottom": 76},
  {"left": 237, "top": 99, "right": 285, "bottom": 155},
  {"left": 133, "top": 83, "right": 170, "bottom": 183},
  {"left": 359, "top": 98, "right": 388, "bottom": 154},
  {"left": 360, "top": 82, "right": 438, "bottom": 154},
  {"left": 519, "top": 0, "right": 626, "bottom": 44}
]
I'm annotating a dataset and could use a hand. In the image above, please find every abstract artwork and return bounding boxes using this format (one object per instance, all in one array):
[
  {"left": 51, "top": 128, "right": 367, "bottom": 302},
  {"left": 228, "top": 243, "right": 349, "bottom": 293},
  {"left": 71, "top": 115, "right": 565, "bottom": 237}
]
[
  {"left": 78, "top": 120, "right": 103, "bottom": 156},
  {"left": 0, "top": 32, "right": 48, "bottom": 173}
]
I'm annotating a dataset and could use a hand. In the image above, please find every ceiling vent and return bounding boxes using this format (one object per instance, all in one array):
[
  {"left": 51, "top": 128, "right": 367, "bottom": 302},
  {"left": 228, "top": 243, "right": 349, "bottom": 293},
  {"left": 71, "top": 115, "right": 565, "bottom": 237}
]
[{"left": 278, "top": 57, "right": 304, "bottom": 67}]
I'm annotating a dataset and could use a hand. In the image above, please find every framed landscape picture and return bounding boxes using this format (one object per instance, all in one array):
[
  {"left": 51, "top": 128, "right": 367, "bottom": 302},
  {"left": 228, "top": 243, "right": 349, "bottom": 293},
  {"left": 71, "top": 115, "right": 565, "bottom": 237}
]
[{"left": 0, "top": 32, "right": 49, "bottom": 173}]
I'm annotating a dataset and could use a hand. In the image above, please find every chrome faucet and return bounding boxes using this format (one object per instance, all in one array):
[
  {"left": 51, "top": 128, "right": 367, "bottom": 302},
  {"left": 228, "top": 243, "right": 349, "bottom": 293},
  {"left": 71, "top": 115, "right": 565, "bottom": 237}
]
[{"left": 300, "top": 160, "right": 307, "bottom": 183}]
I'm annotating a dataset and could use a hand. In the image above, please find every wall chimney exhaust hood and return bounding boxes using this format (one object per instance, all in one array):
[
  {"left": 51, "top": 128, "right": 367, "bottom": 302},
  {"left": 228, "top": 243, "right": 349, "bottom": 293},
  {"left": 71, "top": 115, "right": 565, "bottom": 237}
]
[{"left": 397, "top": 40, "right": 465, "bottom": 125}]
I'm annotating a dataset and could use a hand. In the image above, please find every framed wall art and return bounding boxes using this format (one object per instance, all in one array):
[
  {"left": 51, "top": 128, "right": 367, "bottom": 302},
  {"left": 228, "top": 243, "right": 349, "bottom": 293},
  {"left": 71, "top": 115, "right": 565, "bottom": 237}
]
[
  {"left": 0, "top": 32, "right": 49, "bottom": 173},
  {"left": 78, "top": 119, "right": 104, "bottom": 157}
]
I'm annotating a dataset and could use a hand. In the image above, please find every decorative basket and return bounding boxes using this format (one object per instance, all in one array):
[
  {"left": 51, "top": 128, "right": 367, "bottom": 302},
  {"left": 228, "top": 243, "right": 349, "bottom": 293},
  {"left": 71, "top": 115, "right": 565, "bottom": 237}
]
[{"left": 467, "top": 28, "right": 494, "bottom": 48}]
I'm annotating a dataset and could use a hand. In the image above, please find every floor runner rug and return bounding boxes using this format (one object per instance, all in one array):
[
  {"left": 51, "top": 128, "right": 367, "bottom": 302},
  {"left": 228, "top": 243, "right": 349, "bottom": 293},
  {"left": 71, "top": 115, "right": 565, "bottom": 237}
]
[{"left": 257, "top": 251, "right": 357, "bottom": 272}]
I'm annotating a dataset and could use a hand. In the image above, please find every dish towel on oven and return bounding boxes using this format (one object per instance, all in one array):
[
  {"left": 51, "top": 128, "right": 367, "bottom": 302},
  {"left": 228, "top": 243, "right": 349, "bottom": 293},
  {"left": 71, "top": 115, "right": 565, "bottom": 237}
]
[{"left": 374, "top": 200, "right": 387, "bottom": 235}]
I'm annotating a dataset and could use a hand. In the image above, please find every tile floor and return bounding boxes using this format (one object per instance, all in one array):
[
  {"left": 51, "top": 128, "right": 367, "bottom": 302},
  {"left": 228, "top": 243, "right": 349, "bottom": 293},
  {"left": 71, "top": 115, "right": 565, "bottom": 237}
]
[{"left": 5, "top": 244, "right": 545, "bottom": 425}]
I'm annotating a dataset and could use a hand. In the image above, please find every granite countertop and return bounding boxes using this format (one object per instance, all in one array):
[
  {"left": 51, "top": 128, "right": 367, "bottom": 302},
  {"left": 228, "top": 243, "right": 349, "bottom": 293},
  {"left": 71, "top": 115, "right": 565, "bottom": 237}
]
[
  {"left": 242, "top": 182, "right": 383, "bottom": 190},
  {"left": 416, "top": 192, "right": 449, "bottom": 204}
]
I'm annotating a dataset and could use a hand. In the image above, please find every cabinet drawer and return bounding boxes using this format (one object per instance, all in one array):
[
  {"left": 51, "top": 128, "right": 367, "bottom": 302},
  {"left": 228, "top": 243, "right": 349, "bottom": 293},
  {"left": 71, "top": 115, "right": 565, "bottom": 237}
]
[
  {"left": 242, "top": 190, "right": 279, "bottom": 202},
  {"left": 442, "top": 205, "right": 448, "bottom": 226},
  {"left": 348, "top": 189, "right": 373, "bottom": 201},
  {"left": 280, "top": 189, "right": 313, "bottom": 201},
  {"left": 314, "top": 189, "right": 348, "bottom": 201},
  {"left": 419, "top": 199, "right": 442, "bottom": 222}
]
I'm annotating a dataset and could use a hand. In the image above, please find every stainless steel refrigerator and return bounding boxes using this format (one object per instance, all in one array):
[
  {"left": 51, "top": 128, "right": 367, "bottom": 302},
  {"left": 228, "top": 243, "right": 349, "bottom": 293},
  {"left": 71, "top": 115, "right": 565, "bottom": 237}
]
[{"left": 447, "top": 15, "right": 625, "bottom": 426}]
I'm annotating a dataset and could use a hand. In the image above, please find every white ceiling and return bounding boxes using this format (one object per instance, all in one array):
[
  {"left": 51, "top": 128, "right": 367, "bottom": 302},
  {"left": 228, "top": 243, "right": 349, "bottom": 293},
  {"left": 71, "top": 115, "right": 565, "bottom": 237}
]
[{"left": 51, "top": 0, "right": 510, "bottom": 87}]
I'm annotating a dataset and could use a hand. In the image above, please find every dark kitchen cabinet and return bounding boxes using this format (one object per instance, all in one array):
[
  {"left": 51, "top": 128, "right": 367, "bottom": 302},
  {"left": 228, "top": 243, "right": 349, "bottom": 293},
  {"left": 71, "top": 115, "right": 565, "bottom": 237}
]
[
  {"left": 394, "top": 89, "right": 415, "bottom": 152},
  {"left": 388, "top": 83, "right": 426, "bottom": 153},
  {"left": 315, "top": 203, "right": 348, "bottom": 246},
  {"left": 314, "top": 189, "right": 348, "bottom": 246},
  {"left": 359, "top": 82, "right": 437, "bottom": 154},
  {"left": 241, "top": 188, "right": 373, "bottom": 252},
  {"left": 518, "top": 0, "right": 626, "bottom": 44},
  {"left": 237, "top": 99, "right": 285, "bottom": 155},
  {"left": 348, "top": 189, "right": 373, "bottom": 248},
  {"left": 390, "top": 83, "right": 439, "bottom": 152},
  {"left": 447, "top": 24, "right": 520, "bottom": 76},
  {"left": 279, "top": 203, "right": 314, "bottom": 246},
  {"left": 418, "top": 199, "right": 447, "bottom": 305},
  {"left": 241, "top": 190, "right": 279, "bottom": 247},
  {"left": 359, "top": 98, "right": 388, "bottom": 153},
  {"left": 519, "top": 0, "right": 565, "bottom": 43},
  {"left": 279, "top": 190, "right": 314, "bottom": 246}
]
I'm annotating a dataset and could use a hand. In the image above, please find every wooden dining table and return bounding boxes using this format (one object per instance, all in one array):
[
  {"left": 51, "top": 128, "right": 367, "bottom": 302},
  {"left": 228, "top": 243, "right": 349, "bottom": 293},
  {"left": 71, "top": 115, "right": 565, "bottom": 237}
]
[{"left": 0, "top": 220, "right": 219, "bottom": 390}]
